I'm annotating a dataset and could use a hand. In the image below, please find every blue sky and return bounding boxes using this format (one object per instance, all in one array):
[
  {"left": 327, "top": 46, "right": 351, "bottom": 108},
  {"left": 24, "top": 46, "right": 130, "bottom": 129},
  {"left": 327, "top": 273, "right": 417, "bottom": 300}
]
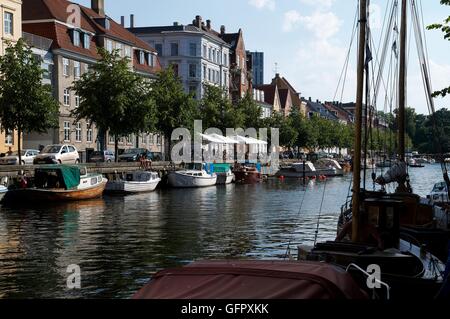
[{"left": 78, "top": 0, "right": 449, "bottom": 115}]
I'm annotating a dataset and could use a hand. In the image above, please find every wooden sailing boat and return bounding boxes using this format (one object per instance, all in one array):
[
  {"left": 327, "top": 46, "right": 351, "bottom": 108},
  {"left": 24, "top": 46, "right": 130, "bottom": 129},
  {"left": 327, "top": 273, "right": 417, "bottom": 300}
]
[
  {"left": 133, "top": 0, "right": 447, "bottom": 300},
  {"left": 306, "top": 0, "right": 447, "bottom": 299}
]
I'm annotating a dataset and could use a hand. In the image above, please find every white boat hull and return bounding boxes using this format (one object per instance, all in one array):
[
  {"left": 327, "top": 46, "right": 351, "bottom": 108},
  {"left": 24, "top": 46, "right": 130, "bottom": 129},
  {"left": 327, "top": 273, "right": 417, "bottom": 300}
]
[
  {"left": 105, "top": 179, "right": 160, "bottom": 194},
  {"left": 168, "top": 172, "right": 217, "bottom": 188}
]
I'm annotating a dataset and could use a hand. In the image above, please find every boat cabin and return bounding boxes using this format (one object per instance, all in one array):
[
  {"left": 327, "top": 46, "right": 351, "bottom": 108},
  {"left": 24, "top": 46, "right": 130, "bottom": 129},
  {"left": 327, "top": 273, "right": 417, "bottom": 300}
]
[{"left": 34, "top": 165, "right": 86, "bottom": 190}]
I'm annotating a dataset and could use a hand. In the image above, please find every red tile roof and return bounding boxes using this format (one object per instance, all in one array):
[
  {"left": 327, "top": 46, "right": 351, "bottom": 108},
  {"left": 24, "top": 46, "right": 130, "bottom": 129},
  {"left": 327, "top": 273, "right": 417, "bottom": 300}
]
[
  {"left": 22, "top": 0, "right": 160, "bottom": 74},
  {"left": 256, "top": 84, "right": 277, "bottom": 105}
]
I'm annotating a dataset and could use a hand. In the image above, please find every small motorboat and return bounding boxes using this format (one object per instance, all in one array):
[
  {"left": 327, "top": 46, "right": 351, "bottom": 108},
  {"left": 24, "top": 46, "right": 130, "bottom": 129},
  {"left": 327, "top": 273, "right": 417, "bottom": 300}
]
[
  {"left": 211, "top": 163, "right": 234, "bottom": 185},
  {"left": 407, "top": 159, "right": 425, "bottom": 168},
  {"left": 2, "top": 165, "right": 107, "bottom": 203},
  {"left": 275, "top": 161, "right": 318, "bottom": 178},
  {"left": 315, "top": 159, "right": 344, "bottom": 176},
  {"left": 105, "top": 171, "right": 160, "bottom": 194},
  {"left": 168, "top": 163, "right": 217, "bottom": 188},
  {"left": 233, "top": 163, "right": 262, "bottom": 184}
]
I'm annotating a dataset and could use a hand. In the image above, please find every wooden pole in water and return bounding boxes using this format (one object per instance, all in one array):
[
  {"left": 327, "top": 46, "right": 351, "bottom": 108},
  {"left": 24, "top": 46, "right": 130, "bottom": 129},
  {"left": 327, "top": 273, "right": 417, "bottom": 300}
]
[
  {"left": 398, "top": 0, "right": 407, "bottom": 162},
  {"left": 352, "top": 0, "right": 367, "bottom": 243}
]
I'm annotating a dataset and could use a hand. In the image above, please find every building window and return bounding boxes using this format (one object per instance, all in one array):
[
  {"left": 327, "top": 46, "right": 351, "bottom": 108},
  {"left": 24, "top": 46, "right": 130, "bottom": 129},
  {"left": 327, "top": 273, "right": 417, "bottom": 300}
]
[
  {"left": 223, "top": 71, "right": 227, "bottom": 87},
  {"left": 139, "top": 51, "right": 145, "bottom": 64},
  {"left": 106, "top": 39, "right": 113, "bottom": 53},
  {"left": 84, "top": 34, "right": 90, "bottom": 49},
  {"left": 208, "top": 48, "right": 212, "bottom": 61},
  {"left": 203, "top": 65, "right": 207, "bottom": 80},
  {"left": 171, "top": 63, "right": 179, "bottom": 76},
  {"left": 63, "top": 58, "right": 70, "bottom": 76},
  {"left": 189, "top": 43, "right": 197, "bottom": 56},
  {"left": 116, "top": 43, "right": 123, "bottom": 56},
  {"left": 63, "top": 89, "right": 70, "bottom": 106},
  {"left": 170, "top": 43, "right": 178, "bottom": 56},
  {"left": 149, "top": 54, "right": 154, "bottom": 67},
  {"left": 75, "top": 94, "right": 80, "bottom": 107},
  {"left": 74, "top": 61, "right": 80, "bottom": 79},
  {"left": 223, "top": 53, "right": 227, "bottom": 66},
  {"left": 125, "top": 46, "right": 131, "bottom": 58},
  {"left": 189, "top": 64, "right": 197, "bottom": 78},
  {"left": 155, "top": 43, "right": 162, "bottom": 56},
  {"left": 64, "top": 122, "right": 71, "bottom": 141},
  {"left": 212, "top": 49, "right": 216, "bottom": 63},
  {"left": 109, "top": 134, "right": 115, "bottom": 144},
  {"left": 4, "top": 12, "right": 13, "bottom": 35},
  {"left": 126, "top": 135, "right": 132, "bottom": 144},
  {"left": 203, "top": 44, "right": 207, "bottom": 58},
  {"left": 4, "top": 130, "right": 13, "bottom": 145},
  {"left": 86, "top": 122, "right": 93, "bottom": 143},
  {"left": 208, "top": 69, "right": 211, "bottom": 82},
  {"left": 73, "top": 30, "right": 80, "bottom": 46},
  {"left": 75, "top": 123, "right": 82, "bottom": 142},
  {"left": 189, "top": 85, "right": 197, "bottom": 98}
]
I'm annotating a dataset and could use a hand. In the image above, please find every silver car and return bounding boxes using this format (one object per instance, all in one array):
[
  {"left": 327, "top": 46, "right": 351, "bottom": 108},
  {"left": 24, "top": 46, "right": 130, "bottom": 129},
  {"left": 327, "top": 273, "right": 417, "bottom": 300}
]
[{"left": 0, "top": 149, "right": 40, "bottom": 165}]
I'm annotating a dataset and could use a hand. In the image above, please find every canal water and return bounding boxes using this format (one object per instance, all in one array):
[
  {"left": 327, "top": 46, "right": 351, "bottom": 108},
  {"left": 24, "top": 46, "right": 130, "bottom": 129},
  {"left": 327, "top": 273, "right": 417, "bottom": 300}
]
[{"left": 0, "top": 164, "right": 444, "bottom": 298}]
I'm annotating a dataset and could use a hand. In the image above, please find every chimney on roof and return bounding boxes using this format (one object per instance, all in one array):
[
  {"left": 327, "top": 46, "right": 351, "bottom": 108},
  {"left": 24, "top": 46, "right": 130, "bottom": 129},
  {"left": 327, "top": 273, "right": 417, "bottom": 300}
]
[
  {"left": 91, "top": 0, "right": 105, "bottom": 17},
  {"left": 206, "top": 19, "right": 211, "bottom": 30},
  {"left": 220, "top": 25, "right": 226, "bottom": 35},
  {"left": 309, "top": 97, "right": 312, "bottom": 102},
  {"left": 120, "top": 16, "right": 125, "bottom": 27},
  {"left": 130, "top": 14, "right": 135, "bottom": 28},
  {"left": 195, "top": 15, "right": 202, "bottom": 28}
]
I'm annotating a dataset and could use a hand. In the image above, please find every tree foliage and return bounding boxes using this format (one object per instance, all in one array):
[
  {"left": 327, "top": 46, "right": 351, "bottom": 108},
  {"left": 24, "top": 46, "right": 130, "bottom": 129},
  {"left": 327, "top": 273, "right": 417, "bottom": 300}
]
[
  {"left": 0, "top": 38, "right": 59, "bottom": 163},
  {"left": 72, "top": 48, "right": 156, "bottom": 159},
  {"left": 427, "top": 0, "right": 450, "bottom": 98}
]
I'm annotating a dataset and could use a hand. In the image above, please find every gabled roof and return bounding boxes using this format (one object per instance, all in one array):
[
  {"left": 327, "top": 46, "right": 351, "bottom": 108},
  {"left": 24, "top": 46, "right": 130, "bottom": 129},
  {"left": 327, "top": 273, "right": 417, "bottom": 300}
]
[
  {"left": 279, "top": 89, "right": 291, "bottom": 109},
  {"left": 22, "top": 0, "right": 160, "bottom": 74},
  {"left": 302, "top": 98, "right": 339, "bottom": 121},
  {"left": 255, "top": 84, "right": 277, "bottom": 105},
  {"left": 23, "top": 0, "right": 155, "bottom": 53}
]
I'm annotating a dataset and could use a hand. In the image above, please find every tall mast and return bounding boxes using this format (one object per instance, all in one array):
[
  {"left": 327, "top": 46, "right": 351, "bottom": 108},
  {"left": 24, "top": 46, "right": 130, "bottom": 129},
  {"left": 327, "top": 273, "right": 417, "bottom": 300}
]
[
  {"left": 352, "top": 0, "right": 367, "bottom": 243},
  {"left": 398, "top": 0, "right": 407, "bottom": 161}
]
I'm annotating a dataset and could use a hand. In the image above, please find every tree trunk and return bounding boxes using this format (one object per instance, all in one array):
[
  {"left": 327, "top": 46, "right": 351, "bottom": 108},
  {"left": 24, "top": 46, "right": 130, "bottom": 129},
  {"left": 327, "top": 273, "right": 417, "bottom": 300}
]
[
  {"left": 18, "top": 128, "right": 22, "bottom": 165},
  {"left": 115, "top": 136, "right": 119, "bottom": 163},
  {"left": 164, "top": 135, "right": 171, "bottom": 161}
]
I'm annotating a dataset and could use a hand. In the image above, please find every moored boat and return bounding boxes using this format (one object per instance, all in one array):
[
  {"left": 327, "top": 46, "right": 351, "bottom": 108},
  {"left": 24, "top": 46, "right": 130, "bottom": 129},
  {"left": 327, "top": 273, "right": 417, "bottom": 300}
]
[
  {"left": 1, "top": 165, "right": 107, "bottom": 203},
  {"left": 105, "top": 171, "right": 160, "bottom": 194},
  {"left": 233, "top": 163, "right": 262, "bottom": 184},
  {"left": 211, "top": 163, "right": 234, "bottom": 185},
  {"left": 168, "top": 163, "right": 217, "bottom": 188},
  {"left": 0, "top": 185, "right": 7, "bottom": 202}
]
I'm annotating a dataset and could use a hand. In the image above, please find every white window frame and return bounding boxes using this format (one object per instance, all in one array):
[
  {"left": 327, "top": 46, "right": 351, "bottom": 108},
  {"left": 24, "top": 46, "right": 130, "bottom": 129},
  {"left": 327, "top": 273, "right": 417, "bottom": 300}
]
[
  {"left": 74, "top": 61, "right": 80, "bottom": 79},
  {"left": 63, "top": 58, "right": 70, "bottom": 77},
  {"left": 106, "top": 39, "right": 113, "bottom": 53},
  {"left": 75, "top": 94, "right": 80, "bottom": 107},
  {"left": 73, "top": 30, "right": 80, "bottom": 47},
  {"left": 4, "top": 12, "right": 13, "bottom": 35},
  {"left": 84, "top": 34, "right": 90, "bottom": 49},
  {"left": 189, "top": 43, "right": 197, "bottom": 57},
  {"left": 125, "top": 46, "right": 131, "bottom": 58},
  {"left": 139, "top": 51, "right": 145, "bottom": 64},
  {"left": 116, "top": 43, "right": 123, "bottom": 57},
  {"left": 63, "top": 122, "right": 71, "bottom": 142},
  {"left": 86, "top": 122, "right": 93, "bottom": 143},
  {"left": 75, "top": 123, "right": 82, "bottom": 142},
  {"left": 63, "top": 89, "right": 70, "bottom": 106},
  {"left": 4, "top": 129, "right": 13, "bottom": 145}
]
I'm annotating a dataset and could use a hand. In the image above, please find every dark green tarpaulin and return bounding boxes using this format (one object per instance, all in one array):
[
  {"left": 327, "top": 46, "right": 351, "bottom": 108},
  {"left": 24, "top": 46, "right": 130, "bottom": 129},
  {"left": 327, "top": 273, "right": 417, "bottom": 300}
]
[{"left": 35, "top": 165, "right": 81, "bottom": 190}]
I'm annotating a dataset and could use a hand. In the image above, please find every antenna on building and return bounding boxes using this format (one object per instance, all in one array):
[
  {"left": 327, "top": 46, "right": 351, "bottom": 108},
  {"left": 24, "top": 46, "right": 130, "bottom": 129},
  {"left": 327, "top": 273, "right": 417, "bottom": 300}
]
[{"left": 273, "top": 62, "right": 279, "bottom": 75}]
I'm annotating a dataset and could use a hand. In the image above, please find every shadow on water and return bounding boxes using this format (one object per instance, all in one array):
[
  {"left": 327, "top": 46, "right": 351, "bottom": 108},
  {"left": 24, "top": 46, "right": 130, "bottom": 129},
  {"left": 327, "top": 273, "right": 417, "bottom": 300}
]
[{"left": 0, "top": 164, "right": 442, "bottom": 298}]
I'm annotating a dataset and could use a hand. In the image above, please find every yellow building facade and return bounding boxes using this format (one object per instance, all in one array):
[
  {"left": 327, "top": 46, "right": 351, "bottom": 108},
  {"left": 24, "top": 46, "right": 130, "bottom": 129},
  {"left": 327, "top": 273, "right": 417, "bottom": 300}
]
[{"left": 0, "top": 0, "right": 22, "bottom": 154}]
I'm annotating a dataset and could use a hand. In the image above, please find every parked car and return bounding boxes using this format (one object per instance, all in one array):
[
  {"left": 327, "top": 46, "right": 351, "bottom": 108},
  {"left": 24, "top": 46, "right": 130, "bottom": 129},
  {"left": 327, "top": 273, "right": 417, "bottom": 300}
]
[
  {"left": 33, "top": 144, "right": 80, "bottom": 164},
  {"left": 89, "top": 150, "right": 115, "bottom": 163},
  {"left": 0, "top": 149, "right": 40, "bottom": 165},
  {"left": 118, "top": 148, "right": 151, "bottom": 162}
]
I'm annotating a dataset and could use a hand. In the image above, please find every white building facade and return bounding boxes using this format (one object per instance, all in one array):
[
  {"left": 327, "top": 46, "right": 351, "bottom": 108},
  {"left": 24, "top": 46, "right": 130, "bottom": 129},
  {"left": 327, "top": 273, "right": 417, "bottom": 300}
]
[{"left": 129, "top": 19, "right": 231, "bottom": 99}]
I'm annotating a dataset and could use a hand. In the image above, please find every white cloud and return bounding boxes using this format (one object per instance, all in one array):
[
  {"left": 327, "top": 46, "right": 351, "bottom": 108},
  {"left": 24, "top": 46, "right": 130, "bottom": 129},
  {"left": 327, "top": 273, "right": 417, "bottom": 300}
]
[
  {"left": 282, "top": 10, "right": 301, "bottom": 32},
  {"left": 299, "top": 0, "right": 335, "bottom": 9},
  {"left": 299, "top": 11, "right": 342, "bottom": 38},
  {"left": 248, "top": 0, "right": 275, "bottom": 11}
]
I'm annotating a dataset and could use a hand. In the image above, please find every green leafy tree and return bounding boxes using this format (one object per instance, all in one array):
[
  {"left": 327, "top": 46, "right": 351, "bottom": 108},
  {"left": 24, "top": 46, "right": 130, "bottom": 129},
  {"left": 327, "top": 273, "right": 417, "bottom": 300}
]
[
  {"left": 427, "top": 0, "right": 450, "bottom": 97},
  {"left": 236, "top": 93, "right": 263, "bottom": 129},
  {"left": 150, "top": 67, "right": 198, "bottom": 159},
  {"left": 262, "top": 111, "right": 298, "bottom": 148},
  {"left": 72, "top": 48, "right": 156, "bottom": 161},
  {"left": 0, "top": 38, "right": 59, "bottom": 164},
  {"left": 288, "top": 108, "right": 317, "bottom": 151},
  {"left": 199, "top": 84, "right": 242, "bottom": 132}
]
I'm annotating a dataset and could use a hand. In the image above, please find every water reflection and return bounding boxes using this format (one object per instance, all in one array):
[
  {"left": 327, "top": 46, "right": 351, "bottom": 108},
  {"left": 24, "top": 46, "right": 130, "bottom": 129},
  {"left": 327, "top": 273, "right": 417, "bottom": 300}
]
[{"left": 0, "top": 164, "right": 443, "bottom": 298}]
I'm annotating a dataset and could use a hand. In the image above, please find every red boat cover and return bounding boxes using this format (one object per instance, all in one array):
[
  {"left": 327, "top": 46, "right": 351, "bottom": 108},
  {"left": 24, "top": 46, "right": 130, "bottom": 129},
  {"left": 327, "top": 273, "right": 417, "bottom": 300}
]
[{"left": 133, "top": 260, "right": 368, "bottom": 299}]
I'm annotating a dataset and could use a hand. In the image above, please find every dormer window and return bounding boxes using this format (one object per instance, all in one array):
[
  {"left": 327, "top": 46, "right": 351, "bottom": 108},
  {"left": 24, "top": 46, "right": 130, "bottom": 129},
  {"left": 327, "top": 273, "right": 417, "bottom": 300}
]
[
  {"left": 73, "top": 30, "right": 80, "bottom": 47},
  {"left": 139, "top": 51, "right": 145, "bottom": 64},
  {"left": 105, "top": 19, "right": 110, "bottom": 30},
  {"left": 83, "top": 34, "right": 90, "bottom": 49}
]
